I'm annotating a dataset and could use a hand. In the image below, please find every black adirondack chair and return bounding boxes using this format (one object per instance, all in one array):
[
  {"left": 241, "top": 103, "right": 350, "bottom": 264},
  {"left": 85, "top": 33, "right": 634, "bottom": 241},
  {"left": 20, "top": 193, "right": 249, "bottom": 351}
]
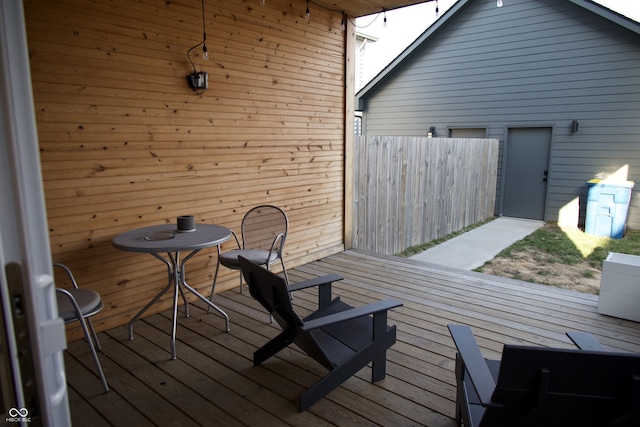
[
  {"left": 239, "top": 256, "right": 403, "bottom": 411},
  {"left": 448, "top": 324, "right": 640, "bottom": 427}
]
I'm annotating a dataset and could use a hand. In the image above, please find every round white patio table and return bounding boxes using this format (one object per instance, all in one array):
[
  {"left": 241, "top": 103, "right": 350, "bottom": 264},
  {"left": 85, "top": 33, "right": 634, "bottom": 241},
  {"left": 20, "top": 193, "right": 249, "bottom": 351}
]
[{"left": 112, "top": 223, "right": 231, "bottom": 359}]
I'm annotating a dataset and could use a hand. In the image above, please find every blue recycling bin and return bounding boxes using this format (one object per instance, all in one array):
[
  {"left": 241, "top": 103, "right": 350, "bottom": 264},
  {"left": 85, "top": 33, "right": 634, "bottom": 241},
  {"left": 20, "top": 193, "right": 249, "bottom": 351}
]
[{"left": 585, "top": 179, "right": 634, "bottom": 239}]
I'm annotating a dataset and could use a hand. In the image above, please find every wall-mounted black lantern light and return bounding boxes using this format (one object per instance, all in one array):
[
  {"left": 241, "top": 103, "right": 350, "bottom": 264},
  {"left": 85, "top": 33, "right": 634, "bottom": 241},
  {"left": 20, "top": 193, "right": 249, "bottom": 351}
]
[{"left": 571, "top": 120, "right": 579, "bottom": 133}]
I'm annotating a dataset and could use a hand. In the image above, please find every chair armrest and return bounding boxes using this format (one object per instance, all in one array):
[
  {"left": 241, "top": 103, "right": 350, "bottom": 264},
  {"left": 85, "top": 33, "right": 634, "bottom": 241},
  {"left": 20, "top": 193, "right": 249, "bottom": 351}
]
[
  {"left": 301, "top": 299, "right": 402, "bottom": 331},
  {"left": 268, "top": 233, "right": 285, "bottom": 256},
  {"left": 288, "top": 274, "right": 343, "bottom": 292},
  {"left": 566, "top": 331, "right": 606, "bottom": 351},
  {"left": 448, "top": 324, "right": 496, "bottom": 406},
  {"left": 230, "top": 230, "right": 241, "bottom": 249},
  {"left": 289, "top": 274, "right": 343, "bottom": 310},
  {"left": 53, "top": 263, "right": 79, "bottom": 289}
]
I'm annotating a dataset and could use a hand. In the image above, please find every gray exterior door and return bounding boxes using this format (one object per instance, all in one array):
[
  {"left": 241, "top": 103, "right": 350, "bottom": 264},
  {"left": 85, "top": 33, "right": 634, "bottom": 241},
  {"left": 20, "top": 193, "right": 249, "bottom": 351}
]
[{"left": 502, "top": 127, "right": 551, "bottom": 220}]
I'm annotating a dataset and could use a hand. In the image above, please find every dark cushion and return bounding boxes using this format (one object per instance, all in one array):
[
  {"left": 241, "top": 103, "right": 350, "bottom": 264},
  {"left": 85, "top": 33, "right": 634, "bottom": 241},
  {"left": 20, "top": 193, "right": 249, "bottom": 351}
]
[{"left": 220, "top": 249, "right": 279, "bottom": 269}]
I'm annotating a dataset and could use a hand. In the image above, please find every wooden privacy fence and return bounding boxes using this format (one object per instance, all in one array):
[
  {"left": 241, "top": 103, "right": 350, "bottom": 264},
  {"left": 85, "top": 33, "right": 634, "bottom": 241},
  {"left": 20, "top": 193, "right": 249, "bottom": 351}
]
[{"left": 353, "top": 135, "right": 500, "bottom": 255}]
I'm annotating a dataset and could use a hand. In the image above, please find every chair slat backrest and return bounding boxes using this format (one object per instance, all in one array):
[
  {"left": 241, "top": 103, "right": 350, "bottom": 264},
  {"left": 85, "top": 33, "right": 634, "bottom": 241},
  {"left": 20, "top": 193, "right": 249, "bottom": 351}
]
[
  {"left": 241, "top": 205, "right": 288, "bottom": 251},
  {"left": 482, "top": 345, "right": 640, "bottom": 427},
  {"left": 239, "top": 256, "right": 335, "bottom": 369},
  {"left": 239, "top": 256, "right": 301, "bottom": 328}
]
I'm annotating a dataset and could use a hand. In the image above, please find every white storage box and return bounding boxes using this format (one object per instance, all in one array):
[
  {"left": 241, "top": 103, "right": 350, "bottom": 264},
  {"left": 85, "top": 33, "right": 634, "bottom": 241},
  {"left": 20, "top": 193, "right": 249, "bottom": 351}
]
[{"left": 598, "top": 252, "right": 640, "bottom": 322}]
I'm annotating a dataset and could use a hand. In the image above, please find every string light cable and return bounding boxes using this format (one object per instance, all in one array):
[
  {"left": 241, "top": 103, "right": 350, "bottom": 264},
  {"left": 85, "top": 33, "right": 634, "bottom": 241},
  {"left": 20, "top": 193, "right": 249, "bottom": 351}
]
[
  {"left": 185, "top": 0, "right": 209, "bottom": 94},
  {"left": 347, "top": 0, "right": 440, "bottom": 29},
  {"left": 187, "top": 0, "right": 209, "bottom": 75}
]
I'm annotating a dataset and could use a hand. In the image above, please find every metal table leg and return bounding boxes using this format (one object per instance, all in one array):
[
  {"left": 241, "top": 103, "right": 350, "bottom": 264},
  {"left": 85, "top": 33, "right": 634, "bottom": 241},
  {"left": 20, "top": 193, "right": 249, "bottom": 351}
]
[
  {"left": 129, "top": 248, "right": 231, "bottom": 360},
  {"left": 180, "top": 250, "right": 231, "bottom": 333},
  {"left": 128, "top": 253, "right": 173, "bottom": 340}
]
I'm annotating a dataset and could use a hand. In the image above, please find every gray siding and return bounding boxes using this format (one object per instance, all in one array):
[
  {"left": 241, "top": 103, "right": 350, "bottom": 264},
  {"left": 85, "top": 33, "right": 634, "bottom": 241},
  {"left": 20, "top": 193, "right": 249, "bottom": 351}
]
[{"left": 360, "top": 0, "right": 640, "bottom": 229}]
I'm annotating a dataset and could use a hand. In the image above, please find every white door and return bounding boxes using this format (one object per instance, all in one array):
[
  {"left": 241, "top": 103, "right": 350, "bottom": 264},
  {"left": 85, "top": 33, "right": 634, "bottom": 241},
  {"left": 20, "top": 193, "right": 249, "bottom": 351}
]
[{"left": 0, "top": 1, "right": 71, "bottom": 425}]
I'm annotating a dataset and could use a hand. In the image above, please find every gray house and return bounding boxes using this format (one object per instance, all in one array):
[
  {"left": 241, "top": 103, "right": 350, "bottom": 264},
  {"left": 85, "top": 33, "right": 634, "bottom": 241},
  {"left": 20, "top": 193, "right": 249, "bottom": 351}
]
[{"left": 356, "top": 0, "right": 640, "bottom": 230}]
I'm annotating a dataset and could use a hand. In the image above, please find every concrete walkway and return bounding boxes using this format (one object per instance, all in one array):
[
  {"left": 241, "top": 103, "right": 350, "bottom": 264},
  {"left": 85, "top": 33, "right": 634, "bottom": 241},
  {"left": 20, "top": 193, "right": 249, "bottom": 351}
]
[{"left": 409, "top": 217, "right": 544, "bottom": 270}]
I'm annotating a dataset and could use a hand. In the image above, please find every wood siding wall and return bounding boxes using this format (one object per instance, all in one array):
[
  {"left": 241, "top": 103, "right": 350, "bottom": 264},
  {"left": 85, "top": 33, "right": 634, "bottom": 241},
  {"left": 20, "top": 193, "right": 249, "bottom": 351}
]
[
  {"left": 353, "top": 136, "right": 499, "bottom": 254},
  {"left": 359, "top": 0, "right": 640, "bottom": 229},
  {"left": 25, "top": 0, "right": 347, "bottom": 339}
]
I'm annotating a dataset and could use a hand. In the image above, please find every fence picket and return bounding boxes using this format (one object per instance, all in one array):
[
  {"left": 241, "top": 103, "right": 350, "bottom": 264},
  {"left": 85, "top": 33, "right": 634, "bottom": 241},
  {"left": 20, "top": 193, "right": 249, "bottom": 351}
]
[{"left": 353, "top": 135, "right": 499, "bottom": 255}]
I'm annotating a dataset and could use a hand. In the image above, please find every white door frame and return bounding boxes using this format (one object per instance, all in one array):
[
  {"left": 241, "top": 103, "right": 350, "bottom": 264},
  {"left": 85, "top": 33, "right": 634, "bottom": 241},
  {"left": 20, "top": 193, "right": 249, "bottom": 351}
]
[{"left": 0, "top": 1, "right": 71, "bottom": 425}]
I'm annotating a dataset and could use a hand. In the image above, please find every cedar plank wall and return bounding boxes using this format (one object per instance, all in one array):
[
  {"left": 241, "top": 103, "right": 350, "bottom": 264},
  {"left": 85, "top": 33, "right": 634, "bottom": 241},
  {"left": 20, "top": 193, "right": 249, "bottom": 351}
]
[{"left": 25, "top": 0, "right": 346, "bottom": 339}]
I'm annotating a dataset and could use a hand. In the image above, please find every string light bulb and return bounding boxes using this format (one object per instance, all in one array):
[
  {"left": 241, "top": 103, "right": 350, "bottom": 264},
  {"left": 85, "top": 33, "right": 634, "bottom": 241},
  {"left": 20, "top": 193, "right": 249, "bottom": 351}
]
[
  {"left": 340, "top": 12, "right": 346, "bottom": 32},
  {"left": 305, "top": 0, "right": 310, "bottom": 22},
  {"left": 202, "top": 43, "right": 209, "bottom": 60},
  {"left": 497, "top": 0, "right": 503, "bottom": 7},
  {"left": 383, "top": 10, "right": 387, "bottom": 27},
  {"left": 260, "top": 0, "right": 265, "bottom": 5}
]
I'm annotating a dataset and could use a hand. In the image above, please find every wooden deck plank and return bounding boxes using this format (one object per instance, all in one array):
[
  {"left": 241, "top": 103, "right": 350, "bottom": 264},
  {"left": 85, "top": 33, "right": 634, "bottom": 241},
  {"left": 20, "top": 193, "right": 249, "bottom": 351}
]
[
  {"left": 220, "top": 280, "right": 456, "bottom": 420},
  {"left": 66, "top": 372, "right": 112, "bottom": 427},
  {"left": 65, "top": 339, "right": 156, "bottom": 426},
  {"left": 67, "top": 334, "right": 198, "bottom": 426},
  {"left": 103, "top": 324, "right": 248, "bottom": 427},
  {"left": 138, "top": 316, "right": 340, "bottom": 427},
  {"left": 306, "top": 252, "right": 640, "bottom": 351},
  {"left": 121, "top": 319, "right": 301, "bottom": 427},
  {"left": 153, "top": 303, "right": 425, "bottom": 426},
  {"left": 64, "top": 250, "right": 640, "bottom": 426}
]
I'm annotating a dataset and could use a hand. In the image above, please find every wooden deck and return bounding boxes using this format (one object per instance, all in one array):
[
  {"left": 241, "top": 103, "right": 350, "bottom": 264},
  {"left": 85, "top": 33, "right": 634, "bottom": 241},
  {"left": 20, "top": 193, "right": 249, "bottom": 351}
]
[{"left": 65, "top": 250, "right": 640, "bottom": 426}]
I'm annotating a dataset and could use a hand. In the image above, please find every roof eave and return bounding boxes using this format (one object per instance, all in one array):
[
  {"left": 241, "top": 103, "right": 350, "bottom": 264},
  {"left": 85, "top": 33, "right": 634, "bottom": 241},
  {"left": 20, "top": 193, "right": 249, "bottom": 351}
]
[
  {"left": 355, "top": 0, "right": 640, "bottom": 111},
  {"left": 570, "top": 0, "right": 640, "bottom": 34},
  {"left": 355, "top": 0, "right": 471, "bottom": 109}
]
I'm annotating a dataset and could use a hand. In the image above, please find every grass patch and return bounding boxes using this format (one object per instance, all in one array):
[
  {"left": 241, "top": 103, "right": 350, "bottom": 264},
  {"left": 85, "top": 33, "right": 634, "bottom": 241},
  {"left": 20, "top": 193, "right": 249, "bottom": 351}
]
[
  {"left": 396, "top": 218, "right": 495, "bottom": 257},
  {"left": 397, "top": 219, "right": 640, "bottom": 295},
  {"left": 535, "top": 269, "right": 555, "bottom": 277},
  {"left": 492, "top": 224, "right": 640, "bottom": 268}
]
